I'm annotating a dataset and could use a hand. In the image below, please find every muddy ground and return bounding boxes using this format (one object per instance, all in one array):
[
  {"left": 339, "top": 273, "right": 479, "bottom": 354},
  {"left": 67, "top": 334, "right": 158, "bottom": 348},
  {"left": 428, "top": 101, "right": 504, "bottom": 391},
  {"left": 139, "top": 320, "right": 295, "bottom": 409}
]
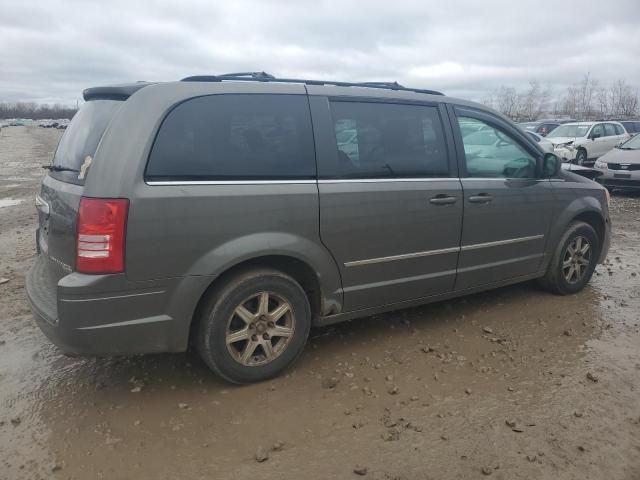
[{"left": 0, "top": 126, "right": 639, "bottom": 480}]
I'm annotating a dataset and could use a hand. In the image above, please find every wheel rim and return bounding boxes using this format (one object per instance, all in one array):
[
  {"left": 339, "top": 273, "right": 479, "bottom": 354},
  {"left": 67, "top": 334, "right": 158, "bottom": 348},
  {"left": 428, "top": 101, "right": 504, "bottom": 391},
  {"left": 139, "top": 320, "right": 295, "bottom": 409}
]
[
  {"left": 562, "top": 235, "right": 592, "bottom": 284},
  {"left": 577, "top": 151, "right": 586, "bottom": 165},
  {"left": 225, "top": 291, "right": 295, "bottom": 367}
]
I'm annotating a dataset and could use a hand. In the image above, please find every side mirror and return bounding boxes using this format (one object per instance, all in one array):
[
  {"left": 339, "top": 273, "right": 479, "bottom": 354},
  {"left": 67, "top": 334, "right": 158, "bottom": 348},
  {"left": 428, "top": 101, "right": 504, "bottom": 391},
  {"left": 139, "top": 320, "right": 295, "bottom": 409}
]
[
  {"left": 590, "top": 132, "right": 601, "bottom": 140},
  {"left": 541, "top": 153, "right": 561, "bottom": 177}
]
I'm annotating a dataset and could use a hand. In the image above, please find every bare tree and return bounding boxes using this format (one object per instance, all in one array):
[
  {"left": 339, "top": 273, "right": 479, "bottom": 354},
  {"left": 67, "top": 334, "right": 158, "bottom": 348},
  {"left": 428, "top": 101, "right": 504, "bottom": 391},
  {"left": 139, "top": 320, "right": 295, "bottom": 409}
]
[
  {"left": 495, "top": 86, "right": 519, "bottom": 118},
  {"left": 577, "top": 73, "right": 598, "bottom": 120},
  {"left": 608, "top": 80, "right": 639, "bottom": 118}
]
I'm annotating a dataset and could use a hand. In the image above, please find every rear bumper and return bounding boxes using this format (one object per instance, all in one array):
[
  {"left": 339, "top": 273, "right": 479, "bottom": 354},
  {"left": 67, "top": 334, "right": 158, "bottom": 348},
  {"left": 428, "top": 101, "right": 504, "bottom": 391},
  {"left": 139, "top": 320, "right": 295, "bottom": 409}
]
[{"left": 26, "top": 255, "right": 214, "bottom": 355}]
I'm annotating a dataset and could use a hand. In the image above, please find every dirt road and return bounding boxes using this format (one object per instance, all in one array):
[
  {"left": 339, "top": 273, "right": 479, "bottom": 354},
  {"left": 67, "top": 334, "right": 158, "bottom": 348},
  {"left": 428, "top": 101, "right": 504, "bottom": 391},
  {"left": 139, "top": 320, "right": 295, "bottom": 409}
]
[{"left": 1, "top": 127, "right": 639, "bottom": 480}]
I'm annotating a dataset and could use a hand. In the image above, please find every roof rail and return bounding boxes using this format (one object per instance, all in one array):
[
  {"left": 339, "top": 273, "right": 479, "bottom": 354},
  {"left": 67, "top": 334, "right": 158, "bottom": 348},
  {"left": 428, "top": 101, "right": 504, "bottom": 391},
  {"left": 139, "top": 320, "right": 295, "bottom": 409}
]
[{"left": 180, "top": 72, "right": 444, "bottom": 96}]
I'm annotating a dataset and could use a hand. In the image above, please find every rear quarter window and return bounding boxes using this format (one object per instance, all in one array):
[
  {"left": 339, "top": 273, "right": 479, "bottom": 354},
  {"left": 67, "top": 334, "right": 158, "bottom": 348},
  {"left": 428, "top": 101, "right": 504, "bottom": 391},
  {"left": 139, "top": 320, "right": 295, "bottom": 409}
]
[
  {"left": 146, "top": 94, "right": 316, "bottom": 180},
  {"left": 51, "top": 100, "right": 122, "bottom": 185}
]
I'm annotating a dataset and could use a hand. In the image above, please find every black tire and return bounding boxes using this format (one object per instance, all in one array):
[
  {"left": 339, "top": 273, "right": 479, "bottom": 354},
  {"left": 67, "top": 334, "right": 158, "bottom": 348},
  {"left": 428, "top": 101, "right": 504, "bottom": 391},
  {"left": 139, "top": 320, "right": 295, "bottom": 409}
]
[
  {"left": 538, "top": 221, "right": 599, "bottom": 295},
  {"left": 575, "top": 148, "right": 588, "bottom": 166},
  {"left": 196, "top": 269, "right": 311, "bottom": 384}
]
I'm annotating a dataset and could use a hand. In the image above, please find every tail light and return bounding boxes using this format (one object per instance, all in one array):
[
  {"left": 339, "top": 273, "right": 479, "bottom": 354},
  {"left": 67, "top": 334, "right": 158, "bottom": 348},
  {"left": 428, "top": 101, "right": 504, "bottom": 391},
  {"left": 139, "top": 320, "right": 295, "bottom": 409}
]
[{"left": 76, "top": 197, "right": 129, "bottom": 274}]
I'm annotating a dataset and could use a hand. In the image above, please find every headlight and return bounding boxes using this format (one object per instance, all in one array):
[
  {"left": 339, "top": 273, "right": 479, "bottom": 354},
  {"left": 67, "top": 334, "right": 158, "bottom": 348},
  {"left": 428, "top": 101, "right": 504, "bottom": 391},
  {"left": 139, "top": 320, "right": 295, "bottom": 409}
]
[{"left": 594, "top": 161, "right": 607, "bottom": 169}]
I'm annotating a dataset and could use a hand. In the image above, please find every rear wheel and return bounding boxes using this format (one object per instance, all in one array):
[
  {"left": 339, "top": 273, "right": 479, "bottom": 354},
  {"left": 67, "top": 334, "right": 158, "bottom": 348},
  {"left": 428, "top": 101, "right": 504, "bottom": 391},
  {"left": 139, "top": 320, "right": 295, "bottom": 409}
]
[
  {"left": 196, "top": 269, "right": 311, "bottom": 384},
  {"left": 538, "top": 221, "right": 599, "bottom": 295}
]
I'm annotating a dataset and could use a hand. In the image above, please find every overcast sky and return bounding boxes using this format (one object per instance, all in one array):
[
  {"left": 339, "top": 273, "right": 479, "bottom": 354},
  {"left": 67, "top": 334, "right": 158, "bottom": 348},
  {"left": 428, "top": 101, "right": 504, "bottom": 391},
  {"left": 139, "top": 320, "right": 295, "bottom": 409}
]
[{"left": 1, "top": 0, "right": 639, "bottom": 105}]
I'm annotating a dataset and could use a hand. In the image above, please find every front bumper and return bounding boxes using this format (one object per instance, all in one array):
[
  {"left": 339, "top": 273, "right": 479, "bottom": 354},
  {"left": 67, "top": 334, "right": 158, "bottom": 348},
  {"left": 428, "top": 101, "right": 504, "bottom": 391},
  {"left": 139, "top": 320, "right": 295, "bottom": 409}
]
[
  {"left": 554, "top": 147, "right": 577, "bottom": 162},
  {"left": 594, "top": 167, "right": 640, "bottom": 190},
  {"left": 26, "top": 255, "right": 213, "bottom": 355}
]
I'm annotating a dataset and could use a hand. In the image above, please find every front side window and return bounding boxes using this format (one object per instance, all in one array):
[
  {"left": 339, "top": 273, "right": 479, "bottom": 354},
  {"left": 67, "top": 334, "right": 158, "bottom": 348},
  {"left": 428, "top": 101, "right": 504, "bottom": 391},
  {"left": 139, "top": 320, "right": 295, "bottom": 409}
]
[
  {"left": 458, "top": 116, "right": 536, "bottom": 179},
  {"left": 590, "top": 124, "right": 604, "bottom": 138},
  {"left": 146, "top": 94, "right": 315, "bottom": 180},
  {"left": 328, "top": 101, "right": 449, "bottom": 178}
]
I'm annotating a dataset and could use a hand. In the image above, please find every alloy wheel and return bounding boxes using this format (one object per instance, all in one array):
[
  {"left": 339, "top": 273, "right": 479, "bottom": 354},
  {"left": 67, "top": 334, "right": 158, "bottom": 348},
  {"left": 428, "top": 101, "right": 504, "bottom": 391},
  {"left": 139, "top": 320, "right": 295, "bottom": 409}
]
[
  {"left": 562, "top": 235, "right": 592, "bottom": 284},
  {"left": 225, "top": 291, "right": 295, "bottom": 366}
]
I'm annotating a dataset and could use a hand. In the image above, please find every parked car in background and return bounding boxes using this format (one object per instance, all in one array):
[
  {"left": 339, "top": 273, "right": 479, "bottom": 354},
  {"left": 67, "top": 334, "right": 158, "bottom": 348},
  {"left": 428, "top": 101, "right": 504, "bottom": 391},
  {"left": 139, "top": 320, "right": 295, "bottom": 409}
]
[
  {"left": 594, "top": 133, "right": 640, "bottom": 191},
  {"left": 518, "top": 120, "right": 562, "bottom": 136},
  {"left": 547, "top": 121, "right": 630, "bottom": 165},
  {"left": 27, "top": 73, "right": 611, "bottom": 383},
  {"left": 524, "top": 131, "right": 554, "bottom": 153},
  {"left": 618, "top": 120, "right": 640, "bottom": 135}
]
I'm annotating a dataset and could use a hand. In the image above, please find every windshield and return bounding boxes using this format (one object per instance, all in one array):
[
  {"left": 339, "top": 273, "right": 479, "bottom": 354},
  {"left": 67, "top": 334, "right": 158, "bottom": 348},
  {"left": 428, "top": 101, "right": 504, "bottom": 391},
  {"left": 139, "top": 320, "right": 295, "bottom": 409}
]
[
  {"left": 50, "top": 100, "right": 122, "bottom": 184},
  {"left": 619, "top": 133, "right": 640, "bottom": 150},
  {"left": 547, "top": 124, "right": 590, "bottom": 138}
]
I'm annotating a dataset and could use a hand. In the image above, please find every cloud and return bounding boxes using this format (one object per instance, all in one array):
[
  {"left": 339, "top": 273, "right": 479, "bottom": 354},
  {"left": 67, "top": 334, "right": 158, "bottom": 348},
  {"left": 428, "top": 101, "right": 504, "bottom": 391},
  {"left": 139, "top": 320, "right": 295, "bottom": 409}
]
[{"left": 1, "top": 0, "right": 639, "bottom": 104}]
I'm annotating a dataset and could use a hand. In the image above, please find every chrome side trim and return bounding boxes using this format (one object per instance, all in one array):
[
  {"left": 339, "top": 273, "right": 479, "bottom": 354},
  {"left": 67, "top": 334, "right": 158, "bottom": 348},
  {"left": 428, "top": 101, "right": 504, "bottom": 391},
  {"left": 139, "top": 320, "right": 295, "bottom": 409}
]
[
  {"left": 319, "top": 178, "right": 458, "bottom": 184},
  {"left": 344, "top": 235, "right": 544, "bottom": 267},
  {"left": 344, "top": 246, "right": 460, "bottom": 267},
  {"left": 460, "top": 234, "right": 544, "bottom": 252},
  {"left": 146, "top": 180, "right": 317, "bottom": 186},
  {"left": 341, "top": 269, "right": 457, "bottom": 293},
  {"left": 60, "top": 290, "right": 165, "bottom": 303},
  {"left": 75, "top": 315, "right": 172, "bottom": 330}
]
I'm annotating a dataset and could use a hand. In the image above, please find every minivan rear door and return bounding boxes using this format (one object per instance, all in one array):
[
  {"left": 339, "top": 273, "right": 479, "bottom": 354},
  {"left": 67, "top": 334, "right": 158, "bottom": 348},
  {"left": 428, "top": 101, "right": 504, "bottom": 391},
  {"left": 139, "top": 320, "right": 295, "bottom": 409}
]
[
  {"left": 37, "top": 100, "right": 122, "bottom": 280},
  {"left": 310, "top": 95, "right": 463, "bottom": 311}
]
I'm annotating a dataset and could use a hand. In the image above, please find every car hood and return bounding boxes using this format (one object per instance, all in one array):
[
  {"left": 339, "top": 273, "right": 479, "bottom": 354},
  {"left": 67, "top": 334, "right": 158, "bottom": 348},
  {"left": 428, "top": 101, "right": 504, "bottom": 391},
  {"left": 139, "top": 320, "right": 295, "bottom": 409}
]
[
  {"left": 548, "top": 136, "right": 583, "bottom": 146},
  {"left": 599, "top": 147, "right": 640, "bottom": 164}
]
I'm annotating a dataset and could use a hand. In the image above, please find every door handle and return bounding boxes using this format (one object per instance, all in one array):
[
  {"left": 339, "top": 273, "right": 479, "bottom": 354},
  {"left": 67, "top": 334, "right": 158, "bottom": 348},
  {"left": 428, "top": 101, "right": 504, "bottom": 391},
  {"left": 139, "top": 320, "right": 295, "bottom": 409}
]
[
  {"left": 468, "top": 193, "right": 493, "bottom": 204},
  {"left": 429, "top": 195, "right": 457, "bottom": 205}
]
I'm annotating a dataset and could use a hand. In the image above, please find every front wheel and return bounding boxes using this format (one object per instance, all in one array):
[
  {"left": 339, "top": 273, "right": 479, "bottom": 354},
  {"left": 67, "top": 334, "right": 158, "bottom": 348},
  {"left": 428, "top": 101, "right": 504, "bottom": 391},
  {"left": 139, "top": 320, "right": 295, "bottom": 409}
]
[
  {"left": 196, "top": 269, "right": 311, "bottom": 384},
  {"left": 575, "top": 148, "right": 588, "bottom": 165},
  {"left": 538, "top": 221, "right": 599, "bottom": 295}
]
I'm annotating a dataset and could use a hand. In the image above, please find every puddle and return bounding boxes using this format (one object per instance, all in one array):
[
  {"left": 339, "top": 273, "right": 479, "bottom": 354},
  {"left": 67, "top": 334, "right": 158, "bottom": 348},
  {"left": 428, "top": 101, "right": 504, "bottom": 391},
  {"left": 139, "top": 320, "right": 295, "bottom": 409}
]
[{"left": 0, "top": 198, "right": 25, "bottom": 208}]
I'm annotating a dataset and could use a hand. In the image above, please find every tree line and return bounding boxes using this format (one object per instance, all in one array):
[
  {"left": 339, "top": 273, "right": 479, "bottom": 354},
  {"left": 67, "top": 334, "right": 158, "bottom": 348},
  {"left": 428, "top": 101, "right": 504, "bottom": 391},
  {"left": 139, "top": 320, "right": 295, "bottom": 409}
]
[
  {"left": 0, "top": 102, "right": 77, "bottom": 120},
  {"left": 481, "top": 75, "right": 639, "bottom": 122},
  {"left": 3, "top": 75, "right": 638, "bottom": 123}
]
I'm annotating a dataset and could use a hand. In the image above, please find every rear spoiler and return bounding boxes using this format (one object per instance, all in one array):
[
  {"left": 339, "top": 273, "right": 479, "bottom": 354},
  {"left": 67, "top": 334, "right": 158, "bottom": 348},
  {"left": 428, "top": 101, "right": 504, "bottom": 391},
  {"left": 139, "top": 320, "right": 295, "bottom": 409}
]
[{"left": 82, "top": 82, "right": 154, "bottom": 101}]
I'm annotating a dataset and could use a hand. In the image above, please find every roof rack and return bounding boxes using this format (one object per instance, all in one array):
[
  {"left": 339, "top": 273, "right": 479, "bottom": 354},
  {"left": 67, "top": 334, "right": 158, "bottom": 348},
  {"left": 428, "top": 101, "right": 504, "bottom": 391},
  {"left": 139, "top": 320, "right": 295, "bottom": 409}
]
[{"left": 180, "top": 72, "right": 444, "bottom": 96}]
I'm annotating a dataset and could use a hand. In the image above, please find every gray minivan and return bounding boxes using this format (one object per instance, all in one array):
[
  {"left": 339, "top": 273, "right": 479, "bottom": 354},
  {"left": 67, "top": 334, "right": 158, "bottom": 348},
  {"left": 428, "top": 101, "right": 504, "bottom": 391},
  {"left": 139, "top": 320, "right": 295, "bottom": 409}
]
[{"left": 27, "top": 73, "right": 610, "bottom": 383}]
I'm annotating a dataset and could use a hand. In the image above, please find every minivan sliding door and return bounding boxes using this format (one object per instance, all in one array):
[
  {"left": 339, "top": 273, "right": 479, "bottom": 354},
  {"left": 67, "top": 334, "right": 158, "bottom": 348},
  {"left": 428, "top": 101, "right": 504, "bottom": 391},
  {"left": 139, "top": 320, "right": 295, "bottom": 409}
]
[{"left": 311, "top": 96, "right": 463, "bottom": 311}]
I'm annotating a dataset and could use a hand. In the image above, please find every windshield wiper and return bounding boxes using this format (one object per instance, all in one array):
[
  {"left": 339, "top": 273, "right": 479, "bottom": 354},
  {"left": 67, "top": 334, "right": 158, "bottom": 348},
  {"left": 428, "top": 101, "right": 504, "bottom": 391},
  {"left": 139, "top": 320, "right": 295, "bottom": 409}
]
[{"left": 42, "top": 165, "right": 79, "bottom": 173}]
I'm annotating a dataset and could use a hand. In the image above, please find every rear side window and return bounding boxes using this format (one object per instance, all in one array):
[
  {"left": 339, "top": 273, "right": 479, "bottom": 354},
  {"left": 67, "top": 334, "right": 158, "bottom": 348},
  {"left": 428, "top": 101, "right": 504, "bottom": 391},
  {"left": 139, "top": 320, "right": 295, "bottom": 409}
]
[
  {"left": 604, "top": 123, "right": 616, "bottom": 137},
  {"left": 146, "top": 94, "right": 315, "bottom": 180},
  {"left": 327, "top": 101, "right": 449, "bottom": 178},
  {"left": 614, "top": 123, "right": 625, "bottom": 135},
  {"left": 51, "top": 100, "right": 122, "bottom": 185}
]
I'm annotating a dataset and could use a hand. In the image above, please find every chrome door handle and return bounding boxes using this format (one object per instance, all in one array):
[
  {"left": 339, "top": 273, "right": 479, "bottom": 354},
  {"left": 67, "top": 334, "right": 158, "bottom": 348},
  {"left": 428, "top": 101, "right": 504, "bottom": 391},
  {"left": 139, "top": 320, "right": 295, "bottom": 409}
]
[
  {"left": 468, "top": 194, "right": 493, "bottom": 204},
  {"left": 429, "top": 195, "right": 457, "bottom": 205}
]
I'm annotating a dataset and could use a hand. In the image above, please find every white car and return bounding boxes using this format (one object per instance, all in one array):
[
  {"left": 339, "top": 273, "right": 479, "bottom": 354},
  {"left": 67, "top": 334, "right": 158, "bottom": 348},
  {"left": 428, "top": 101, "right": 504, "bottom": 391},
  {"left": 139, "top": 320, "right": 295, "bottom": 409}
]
[
  {"left": 546, "top": 121, "right": 630, "bottom": 165},
  {"left": 524, "top": 131, "right": 554, "bottom": 153}
]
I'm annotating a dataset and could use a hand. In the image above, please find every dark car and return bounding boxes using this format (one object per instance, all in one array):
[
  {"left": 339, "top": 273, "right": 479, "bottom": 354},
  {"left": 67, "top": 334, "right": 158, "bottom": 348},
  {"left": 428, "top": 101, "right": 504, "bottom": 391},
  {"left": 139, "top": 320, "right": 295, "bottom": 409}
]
[
  {"left": 618, "top": 120, "right": 640, "bottom": 135},
  {"left": 519, "top": 121, "right": 562, "bottom": 136},
  {"left": 27, "top": 72, "right": 611, "bottom": 383}
]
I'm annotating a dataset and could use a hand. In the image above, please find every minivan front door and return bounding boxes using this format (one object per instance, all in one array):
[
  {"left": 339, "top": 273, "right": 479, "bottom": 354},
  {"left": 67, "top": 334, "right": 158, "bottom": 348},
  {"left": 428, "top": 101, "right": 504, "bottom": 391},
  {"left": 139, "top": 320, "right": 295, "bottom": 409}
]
[
  {"left": 310, "top": 96, "right": 463, "bottom": 311},
  {"left": 452, "top": 108, "right": 555, "bottom": 290}
]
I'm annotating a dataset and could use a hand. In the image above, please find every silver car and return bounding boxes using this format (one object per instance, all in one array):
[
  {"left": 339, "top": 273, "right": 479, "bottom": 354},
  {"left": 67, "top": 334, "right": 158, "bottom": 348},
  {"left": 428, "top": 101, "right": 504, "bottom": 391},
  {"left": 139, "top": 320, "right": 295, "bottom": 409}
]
[{"left": 594, "top": 134, "right": 640, "bottom": 191}]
